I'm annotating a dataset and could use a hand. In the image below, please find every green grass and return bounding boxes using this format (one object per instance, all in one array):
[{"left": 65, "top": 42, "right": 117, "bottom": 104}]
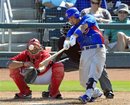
[{"left": 0, "top": 80, "right": 130, "bottom": 92}]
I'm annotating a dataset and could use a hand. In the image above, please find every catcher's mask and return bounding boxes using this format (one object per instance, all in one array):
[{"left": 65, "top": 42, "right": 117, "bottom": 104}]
[
  {"left": 61, "top": 22, "right": 72, "bottom": 35},
  {"left": 27, "top": 38, "right": 42, "bottom": 59}
]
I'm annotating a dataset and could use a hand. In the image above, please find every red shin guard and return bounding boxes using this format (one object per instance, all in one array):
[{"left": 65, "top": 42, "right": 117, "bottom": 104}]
[
  {"left": 49, "top": 62, "right": 64, "bottom": 97},
  {"left": 10, "top": 68, "right": 31, "bottom": 95}
]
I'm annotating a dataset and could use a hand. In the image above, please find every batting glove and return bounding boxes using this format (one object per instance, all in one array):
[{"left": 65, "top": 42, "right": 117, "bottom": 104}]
[
  {"left": 63, "top": 40, "right": 70, "bottom": 50},
  {"left": 70, "top": 35, "right": 76, "bottom": 46}
]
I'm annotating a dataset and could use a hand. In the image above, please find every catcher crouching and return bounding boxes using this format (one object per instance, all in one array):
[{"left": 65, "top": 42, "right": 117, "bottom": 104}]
[{"left": 8, "top": 38, "right": 64, "bottom": 99}]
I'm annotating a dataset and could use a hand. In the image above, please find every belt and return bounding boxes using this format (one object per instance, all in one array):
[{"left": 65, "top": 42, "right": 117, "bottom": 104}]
[{"left": 82, "top": 44, "right": 104, "bottom": 51}]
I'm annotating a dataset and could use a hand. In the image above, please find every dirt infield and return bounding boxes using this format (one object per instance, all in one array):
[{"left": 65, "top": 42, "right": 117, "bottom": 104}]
[
  {"left": 0, "top": 92, "right": 130, "bottom": 105},
  {"left": 0, "top": 68, "right": 130, "bottom": 105}
]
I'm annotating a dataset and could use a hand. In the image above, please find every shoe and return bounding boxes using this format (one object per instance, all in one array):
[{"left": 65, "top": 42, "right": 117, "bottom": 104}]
[
  {"left": 42, "top": 91, "right": 49, "bottom": 98},
  {"left": 89, "top": 92, "right": 103, "bottom": 102},
  {"left": 54, "top": 94, "right": 63, "bottom": 99},
  {"left": 42, "top": 91, "right": 62, "bottom": 99},
  {"left": 104, "top": 91, "right": 114, "bottom": 99},
  {"left": 79, "top": 94, "right": 89, "bottom": 104},
  {"left": 14, "top": 93, "right": 32, "bottom": 99},
  {"left": 88, "top": 88, "right": 103, "bottom": 102}
]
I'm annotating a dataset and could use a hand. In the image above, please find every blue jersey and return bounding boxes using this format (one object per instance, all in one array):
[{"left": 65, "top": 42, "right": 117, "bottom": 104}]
[{"left": 67, "top": 14, "right": 104, "bottom": 48}]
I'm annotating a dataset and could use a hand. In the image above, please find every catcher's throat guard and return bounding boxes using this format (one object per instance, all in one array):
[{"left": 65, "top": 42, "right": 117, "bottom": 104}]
[{"left": 24, "top": 67, "right": 40, "bottom": 84}]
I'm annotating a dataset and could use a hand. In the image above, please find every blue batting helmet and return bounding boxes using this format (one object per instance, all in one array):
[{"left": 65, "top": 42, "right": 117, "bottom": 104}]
[{"left": 65, "top": 7, "right": 80, "bottom": 19}]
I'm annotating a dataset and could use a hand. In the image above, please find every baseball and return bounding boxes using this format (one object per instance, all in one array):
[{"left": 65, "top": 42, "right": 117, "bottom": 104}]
[{"left": 29, "top": 44, "right": 34, "bottom": 50}]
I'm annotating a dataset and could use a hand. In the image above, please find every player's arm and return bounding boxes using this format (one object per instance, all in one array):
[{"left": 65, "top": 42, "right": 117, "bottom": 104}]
[
  {"left": 78, "top": 24, "right": 89, "bottom": 33},
  {"left": 104, "top": 35, "right": 110, "bottom": 45},
  {"left": 64, "top": 31, "right": 78, "bottom": 48},
  {"left": 70, "top": 23, "right": 89, "bottom": 45},
  {"left": 8, "top": 60, "right": 25, "bottom": 69},
  {"left": 63, "top": 24, "right": 89, "bottom": 49},
  {"left": 73, "top": 24, "right": 89, "bottom": 37},
  {"left": 8, "top": 60, "right": 34, "bottom": 70},
  {"left": 8, "top": 51, "right": 35, "bottom": 69}
]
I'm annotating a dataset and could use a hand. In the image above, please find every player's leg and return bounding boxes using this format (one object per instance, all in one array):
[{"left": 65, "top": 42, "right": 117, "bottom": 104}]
[
  {"left": 37, "top": 62, "right": 64, "bottom": 99},
  {"left": 32, "top": 68, "right": 52, "bottom": 98},
  {"left": 79, "top": 47, "right": 106, "bottom": 104},
  {"left": 79, "top": 77, "right": 100, "bottom": 104},
  {"left": 9, "top": 68, "right": 32, "bottom": 99},
  {"left": 116, "top": 32, "right": 129, "bottom": 51},
  {"left": 99, "top": 65, "right": 114, "bottom": 98},
  {"left": 49, "top": 62, "right": 64, "bottom": 99}
]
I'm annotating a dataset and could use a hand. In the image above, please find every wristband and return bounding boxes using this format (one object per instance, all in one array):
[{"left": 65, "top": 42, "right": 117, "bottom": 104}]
[{"left": 75, "top": 28, "right": 82, "bottom": 36}]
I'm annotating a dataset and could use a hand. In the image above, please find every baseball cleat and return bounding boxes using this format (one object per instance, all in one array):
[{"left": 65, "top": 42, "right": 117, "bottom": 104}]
[
  {"left": 78, "top": 94, "right": 89, "bottom": 104},
  {"left": 42, "top": 91, "right": 49, "bottom": 98},
  {"left": 42, "top": 91, "right": 63, "bottom": 99},
  {"left": 105, "top": 91, "right": 114, "bottom": 99},
  {"left": 14, "top": 93, "right": 32, "bottom": 99},
  {"left": 89, "top": 92, "right": 103, "bottom": 102},
  {"left": 53, "top": 94, "right": 63, "bottom": 99}
]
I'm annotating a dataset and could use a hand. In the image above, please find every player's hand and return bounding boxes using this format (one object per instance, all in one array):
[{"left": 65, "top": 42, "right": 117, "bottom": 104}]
[
  {"left": 104, "top": 39, "right": 109, "bottom": 45},
  {"left": 70, "top": 35, "right": 76, "bottom": 46},
  {"left": 63, "top": 40, "right": 70, "bottom": 50},
  {"left": 24, "top": 62, "right": 34, "bottom": 68}
]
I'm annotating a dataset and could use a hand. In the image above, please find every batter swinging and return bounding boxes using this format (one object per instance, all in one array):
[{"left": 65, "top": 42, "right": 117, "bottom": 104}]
[{"left": 63, "top": 7, "right": 106, "bottom": 104}]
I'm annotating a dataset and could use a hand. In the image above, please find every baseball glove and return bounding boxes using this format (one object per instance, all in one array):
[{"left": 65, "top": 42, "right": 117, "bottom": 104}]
[{"left": 24, "top": 67, "right": 40, "bottom": 84}]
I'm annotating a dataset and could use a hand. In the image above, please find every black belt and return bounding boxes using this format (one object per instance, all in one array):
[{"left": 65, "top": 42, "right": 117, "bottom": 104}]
[{"left": 82, "top": 44, "right": 104, "bottom": 51}]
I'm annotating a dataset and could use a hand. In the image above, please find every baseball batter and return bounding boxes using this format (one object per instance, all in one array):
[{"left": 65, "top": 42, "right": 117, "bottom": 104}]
[
  {"left": 8, "top": 38, "right": 64, "bottom": 99},
  {"left": 57, "top": 22, "right": 114, "bottom": 99},
  {"left": 63, "top": 7, "right": 106, "bottom": 104}
]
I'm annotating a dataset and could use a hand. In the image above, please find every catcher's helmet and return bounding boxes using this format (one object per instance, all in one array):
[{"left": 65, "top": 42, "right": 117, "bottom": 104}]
[
  {"left": 65, "top": 7, "right": 80, "bottom": 19},
  {"left": 27, "top": 38, "right": 42, "bottom": 59},
  {"left": 28, "top": 38, "right": 41, "bottom": 48}
]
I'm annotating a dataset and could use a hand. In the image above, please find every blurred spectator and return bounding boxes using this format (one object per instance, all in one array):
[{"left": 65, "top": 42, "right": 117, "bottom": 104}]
[
  {"left": 35, "top": 0, "right": 76, "bottom": 20},
  {"left": 104, "top": 3, "right": 130, "bottom": 52},
  {"left": 81, "top": 0, "right": 112, "bottom": 23},
  {"left": 107, "top": 0, "right": 114, "bottom": 11},
  {"left": 75, "top": 0, "right": 107, "bottom": 12},
  {"left": 112, "top": 0, "right": 130, "bottom": 8},
  {"left": 107, "top": 0, "right": 130, "bottom": 15},
  {"left": 35, "top": 0, "right": 76, "bottom": 19},
  {"left": 40, "top": 0, "right": 76, "bottom": 8}
]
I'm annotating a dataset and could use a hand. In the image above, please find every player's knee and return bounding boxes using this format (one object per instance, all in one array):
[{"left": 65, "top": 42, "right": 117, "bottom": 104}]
[
  {"left": 86, "top": 78, "right": 97, "bottom": 89},
  {"left": 52, "top": 62, "right": 64, "bottom": 78},
  {"left": 9, "top": 68, "right": 21, "bottom": 78}
]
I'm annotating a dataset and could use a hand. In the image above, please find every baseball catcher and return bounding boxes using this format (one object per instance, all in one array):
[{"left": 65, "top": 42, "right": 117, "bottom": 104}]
[{"left": 8, "top": 38, "right": 64, "bottom": 99}]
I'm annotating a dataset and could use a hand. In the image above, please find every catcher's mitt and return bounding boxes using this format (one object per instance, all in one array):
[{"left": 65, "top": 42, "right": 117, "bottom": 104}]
[{"left": 24, "top": 67, "right": 40, "bottom": 84}]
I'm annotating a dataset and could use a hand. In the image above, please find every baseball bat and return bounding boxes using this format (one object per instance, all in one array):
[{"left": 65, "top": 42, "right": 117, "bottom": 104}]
[{"left": 38, "top": 48, "right": 66, "bottom": 71}]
